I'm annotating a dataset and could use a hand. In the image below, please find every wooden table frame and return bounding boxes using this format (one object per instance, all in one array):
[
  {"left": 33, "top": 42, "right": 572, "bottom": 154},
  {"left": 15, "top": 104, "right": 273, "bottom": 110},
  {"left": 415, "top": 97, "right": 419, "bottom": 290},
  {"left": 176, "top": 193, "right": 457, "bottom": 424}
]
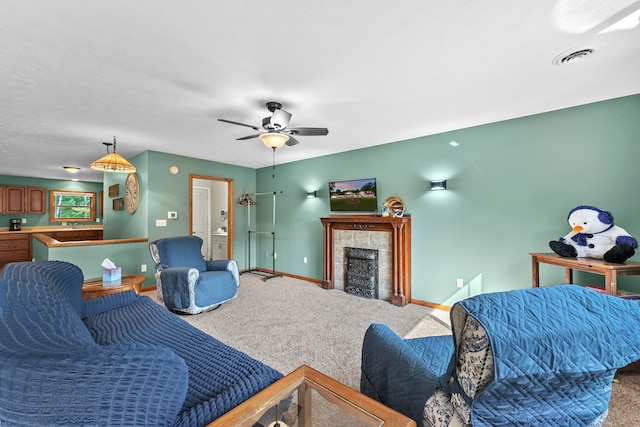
[
  {"left": 531, "top": 253, "right": 640, "bottom": 295},
  {"left": 208, "top": 364, "right": 415, "bottom": 427},
  {"left": 82, "top": 274, "right": 146, "bottom": 300}
]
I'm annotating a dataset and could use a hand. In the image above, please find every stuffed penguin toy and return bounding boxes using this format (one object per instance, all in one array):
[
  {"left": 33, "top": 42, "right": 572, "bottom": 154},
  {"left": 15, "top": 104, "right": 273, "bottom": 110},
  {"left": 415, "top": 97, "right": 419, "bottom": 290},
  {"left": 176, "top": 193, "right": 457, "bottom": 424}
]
[{"left": 549, "top": 205, "right": 637, "bottom": 263}]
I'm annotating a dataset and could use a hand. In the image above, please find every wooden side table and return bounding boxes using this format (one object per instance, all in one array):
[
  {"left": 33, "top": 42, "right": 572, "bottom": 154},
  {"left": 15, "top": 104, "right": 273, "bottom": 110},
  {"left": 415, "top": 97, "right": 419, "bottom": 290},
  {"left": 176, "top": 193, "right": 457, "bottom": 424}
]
[
  {"left": 530, "top": 252, "right": 640, "bottom": 295},
  {"left": 82, "top": 274, "right": 146, "bottom": 300}
]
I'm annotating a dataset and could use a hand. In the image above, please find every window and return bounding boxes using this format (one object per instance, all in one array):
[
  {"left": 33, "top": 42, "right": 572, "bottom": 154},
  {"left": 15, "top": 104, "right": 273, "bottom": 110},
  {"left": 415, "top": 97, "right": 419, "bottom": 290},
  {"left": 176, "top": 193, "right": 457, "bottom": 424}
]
[{"left": 49, "top": 190, "right": 96, "bottom": 222}]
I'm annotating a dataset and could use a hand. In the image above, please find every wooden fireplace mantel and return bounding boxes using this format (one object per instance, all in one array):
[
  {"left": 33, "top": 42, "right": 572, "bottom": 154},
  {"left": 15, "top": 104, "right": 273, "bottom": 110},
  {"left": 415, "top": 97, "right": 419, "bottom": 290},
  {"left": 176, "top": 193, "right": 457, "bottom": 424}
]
[{"left": 320, "top": 214, "right": 411, "bottom": 306}]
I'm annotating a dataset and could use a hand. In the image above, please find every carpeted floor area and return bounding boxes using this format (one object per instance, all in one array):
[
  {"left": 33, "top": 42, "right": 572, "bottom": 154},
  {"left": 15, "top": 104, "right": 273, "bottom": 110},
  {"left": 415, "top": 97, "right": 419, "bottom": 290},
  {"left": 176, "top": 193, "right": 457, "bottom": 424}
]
[
  {"left": 144, "top": 273, "right": 639, "bottom": 425},
  {"left": 169, "top": 273, "right": 450, "bottom": 389}
]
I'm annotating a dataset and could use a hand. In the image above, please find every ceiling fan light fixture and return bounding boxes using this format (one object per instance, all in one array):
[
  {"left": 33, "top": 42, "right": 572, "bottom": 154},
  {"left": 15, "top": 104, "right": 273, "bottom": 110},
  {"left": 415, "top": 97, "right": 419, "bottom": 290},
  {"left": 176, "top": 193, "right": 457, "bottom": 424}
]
[
  {"left": 90, "top": 137, "right": 137, "bottom": 173},
  {"left": 259, "top": 132, "right": 289, "bottom": 149}
]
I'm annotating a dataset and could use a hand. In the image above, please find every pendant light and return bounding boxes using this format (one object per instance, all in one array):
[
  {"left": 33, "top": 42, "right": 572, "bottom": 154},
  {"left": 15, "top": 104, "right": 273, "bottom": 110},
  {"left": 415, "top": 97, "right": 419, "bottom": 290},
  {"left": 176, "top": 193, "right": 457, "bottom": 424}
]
[{"left": 90, "top": 137, "right": 136, "bottom": 173}]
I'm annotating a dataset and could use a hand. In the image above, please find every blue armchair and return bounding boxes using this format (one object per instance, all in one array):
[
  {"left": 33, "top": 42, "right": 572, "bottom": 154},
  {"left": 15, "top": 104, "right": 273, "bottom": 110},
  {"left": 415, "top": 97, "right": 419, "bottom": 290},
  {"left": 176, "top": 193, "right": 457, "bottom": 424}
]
[
  {"left": 149, "top": 236, "right": 239, "bottom": 314},
  {"left": 361, "top": 285, "right": 640, "bottom": 426}
]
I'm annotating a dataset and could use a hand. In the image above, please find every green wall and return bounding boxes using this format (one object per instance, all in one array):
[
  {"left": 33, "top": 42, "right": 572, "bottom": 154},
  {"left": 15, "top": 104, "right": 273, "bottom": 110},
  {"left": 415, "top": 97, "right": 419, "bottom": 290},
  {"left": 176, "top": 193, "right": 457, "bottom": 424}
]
[
  {"left": 6, "top": 95, "right": 640, "bottom": 304},
  {"left": 255, "top": 94, "right": 640, "bottom": 304},
  {"left": 0, "top": 176, "right": 103, "bottom": 227},
  {"left": 104, "top": 150, "right": 257, "bottom": 272},
  {"left": 32, "top": 238, "right": 150, "bottom": 282}
]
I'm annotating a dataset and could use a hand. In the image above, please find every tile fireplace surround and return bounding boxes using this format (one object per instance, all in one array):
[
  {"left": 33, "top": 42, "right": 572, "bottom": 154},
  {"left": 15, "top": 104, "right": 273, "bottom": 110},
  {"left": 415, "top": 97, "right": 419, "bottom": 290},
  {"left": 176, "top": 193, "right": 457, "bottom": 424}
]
[{"left": 321, "top": 215, "right": 411, "bottom": 306}]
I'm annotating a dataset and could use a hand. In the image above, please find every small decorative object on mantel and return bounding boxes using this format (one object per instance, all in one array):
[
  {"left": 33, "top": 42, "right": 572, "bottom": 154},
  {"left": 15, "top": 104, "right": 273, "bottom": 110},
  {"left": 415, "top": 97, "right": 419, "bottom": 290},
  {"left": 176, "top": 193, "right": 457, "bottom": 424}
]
[
  {"left": 108, "top": 184, "right": 119, "bottom": 198},
  {"left": 112, "top": 197, "right": 124, "bottom": 210},
  {"left": 382, "top": 196, "right": 405, "bottom": 218}
]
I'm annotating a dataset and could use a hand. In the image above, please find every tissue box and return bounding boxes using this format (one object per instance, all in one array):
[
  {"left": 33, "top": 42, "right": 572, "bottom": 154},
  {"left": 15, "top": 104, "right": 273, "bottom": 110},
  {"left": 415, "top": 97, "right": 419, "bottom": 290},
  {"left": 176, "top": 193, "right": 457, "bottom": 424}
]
[{"left": 102, "top": 267, "right": 122, "bottom": 285}]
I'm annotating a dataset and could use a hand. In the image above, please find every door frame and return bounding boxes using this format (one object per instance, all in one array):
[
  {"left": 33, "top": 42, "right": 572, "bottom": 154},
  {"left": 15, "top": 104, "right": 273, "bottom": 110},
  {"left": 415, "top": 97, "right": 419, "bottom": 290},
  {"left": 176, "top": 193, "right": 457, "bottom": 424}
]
[{"left": 189, "top": 174, "right": 234, "bottom": 259}]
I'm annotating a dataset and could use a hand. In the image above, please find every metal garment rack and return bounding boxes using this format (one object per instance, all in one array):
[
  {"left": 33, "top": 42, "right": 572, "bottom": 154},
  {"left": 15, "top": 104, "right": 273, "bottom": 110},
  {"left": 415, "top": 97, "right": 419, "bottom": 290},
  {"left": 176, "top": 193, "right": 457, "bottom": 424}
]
[{"left": 241, "top": 191, "right": 283, "bottom": 281}]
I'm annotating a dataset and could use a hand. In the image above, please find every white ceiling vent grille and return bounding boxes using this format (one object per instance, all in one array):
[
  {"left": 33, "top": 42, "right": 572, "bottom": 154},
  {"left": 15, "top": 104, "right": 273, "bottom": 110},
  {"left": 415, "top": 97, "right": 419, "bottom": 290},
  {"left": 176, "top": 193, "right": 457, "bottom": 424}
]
[{"left": 553, "top": 47, "right": 596, "bottom": 66}]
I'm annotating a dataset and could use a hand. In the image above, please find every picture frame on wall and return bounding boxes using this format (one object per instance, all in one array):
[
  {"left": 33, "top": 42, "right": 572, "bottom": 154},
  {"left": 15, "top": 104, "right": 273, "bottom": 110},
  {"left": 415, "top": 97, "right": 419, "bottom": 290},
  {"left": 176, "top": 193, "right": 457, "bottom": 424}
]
[
  {"left": 108, "top": 184, "right": 119, "bottom": 198},
  {"left": 112, "top": 198, "right": 124, "bottom": 210}
]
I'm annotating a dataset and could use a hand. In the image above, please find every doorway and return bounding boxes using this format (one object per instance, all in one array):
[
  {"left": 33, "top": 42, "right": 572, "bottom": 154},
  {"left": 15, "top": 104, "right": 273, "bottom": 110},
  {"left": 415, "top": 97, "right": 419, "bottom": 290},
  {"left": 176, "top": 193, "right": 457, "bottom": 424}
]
[{"left": 190, "top": 174, "right": 234, "bottom": 260}]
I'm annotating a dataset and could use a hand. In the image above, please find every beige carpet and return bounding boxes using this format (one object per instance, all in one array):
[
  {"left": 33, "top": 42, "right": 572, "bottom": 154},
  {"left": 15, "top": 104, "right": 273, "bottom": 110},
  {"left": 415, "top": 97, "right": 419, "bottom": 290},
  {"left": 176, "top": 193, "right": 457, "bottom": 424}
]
[
  {"left": 144, "top": 273, "right": 639, "bottom": 425},
  {"left": 165, "top": 273, "right": 450, "bottom": 388}
]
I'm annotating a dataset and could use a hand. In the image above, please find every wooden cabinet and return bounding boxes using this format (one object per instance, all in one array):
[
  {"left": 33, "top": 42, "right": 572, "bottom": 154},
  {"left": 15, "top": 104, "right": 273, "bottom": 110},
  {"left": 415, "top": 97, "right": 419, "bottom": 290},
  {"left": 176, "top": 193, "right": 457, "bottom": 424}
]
[
  {"left": 53, "top": 229, "right": 103, "bottom": 241},
  {"left": 2, "top": 186, "right": 26, "bottom": 214},
  {"left": 0, "top": 229, "right": 103, "bottom": 268},
  {"left": 212, "top": 235, "right": 228, "bottom": 259},
  {"left": 0, "top": 233, "right": 30, "bottom": 267},
  {"left": 27, "top": 187, "right": 46, "bottom": 214},
  {"left": 0, "top": 186, "right": 46, "bottom": 214}
]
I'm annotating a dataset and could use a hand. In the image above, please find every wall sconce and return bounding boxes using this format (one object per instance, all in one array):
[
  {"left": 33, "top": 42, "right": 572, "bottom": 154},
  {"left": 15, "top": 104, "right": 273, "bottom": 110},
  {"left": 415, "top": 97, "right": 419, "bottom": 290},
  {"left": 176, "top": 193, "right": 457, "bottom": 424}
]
[
  {"left": 306, "top": 191, "right": 317, "bottom": 199},
  {"left": 169, "top": 166, "right": 179, "bottom": 175},
  {"left": 430, "top": 180, "right": 447, "bottom": 191}
]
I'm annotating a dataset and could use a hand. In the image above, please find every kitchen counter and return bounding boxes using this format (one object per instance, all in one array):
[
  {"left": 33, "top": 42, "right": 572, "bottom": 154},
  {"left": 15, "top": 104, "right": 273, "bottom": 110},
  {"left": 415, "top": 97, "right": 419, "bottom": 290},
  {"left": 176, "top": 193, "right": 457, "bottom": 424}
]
[
  {"left": 0, "top": 226, "right": 104, "bottom": 267},
  {"left": 0, "top": 225, "right": 103, "bottom": 234},
  {"left": 32, "top": 233, "right": 145, "bottom": 248}
]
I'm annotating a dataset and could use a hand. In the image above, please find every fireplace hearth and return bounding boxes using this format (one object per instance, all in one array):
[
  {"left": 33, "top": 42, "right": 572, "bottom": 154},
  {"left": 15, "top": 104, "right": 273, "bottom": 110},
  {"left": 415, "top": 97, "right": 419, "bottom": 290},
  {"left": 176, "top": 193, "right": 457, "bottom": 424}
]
[
  {"left": 345, "top": 247, "right": 378, "bottom": 299},
  {"left": 321, "top": 215, "right": 411, "bottom": 306}
]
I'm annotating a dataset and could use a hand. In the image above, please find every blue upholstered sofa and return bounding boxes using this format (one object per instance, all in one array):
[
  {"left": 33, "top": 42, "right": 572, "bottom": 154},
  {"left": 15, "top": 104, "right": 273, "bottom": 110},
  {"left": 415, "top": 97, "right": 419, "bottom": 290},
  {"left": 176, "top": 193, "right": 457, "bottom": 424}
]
[
  {"left": 361, "top": 285, "right": 640, "bottom": 427},
  {"left": 0, "top": 261, "right": 282, "bottom": 426}
]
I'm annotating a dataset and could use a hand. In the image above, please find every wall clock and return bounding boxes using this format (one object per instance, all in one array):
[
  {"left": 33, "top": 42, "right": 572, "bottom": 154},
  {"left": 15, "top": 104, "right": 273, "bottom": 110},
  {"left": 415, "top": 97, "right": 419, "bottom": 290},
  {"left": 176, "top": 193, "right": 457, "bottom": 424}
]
[{"left": 125, "top": 173, "right": 140, "bottom": 214}]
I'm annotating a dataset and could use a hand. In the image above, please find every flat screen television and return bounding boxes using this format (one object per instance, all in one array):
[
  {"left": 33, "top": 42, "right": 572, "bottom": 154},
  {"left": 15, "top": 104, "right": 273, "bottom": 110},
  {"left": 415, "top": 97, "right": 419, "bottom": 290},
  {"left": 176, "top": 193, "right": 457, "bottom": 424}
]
[{"left": 328, "top": 178, "right": 378, "bottom": 212}]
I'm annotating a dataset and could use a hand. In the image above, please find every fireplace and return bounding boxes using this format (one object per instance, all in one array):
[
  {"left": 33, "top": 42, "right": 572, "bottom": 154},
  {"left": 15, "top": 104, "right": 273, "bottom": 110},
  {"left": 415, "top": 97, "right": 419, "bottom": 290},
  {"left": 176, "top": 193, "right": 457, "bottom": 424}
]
[
  {"left": 345, "top": 247, "right": 379, "bottom": 299},
  {"left": 321, "top": 215, "right": 411, "bottom": 306}
]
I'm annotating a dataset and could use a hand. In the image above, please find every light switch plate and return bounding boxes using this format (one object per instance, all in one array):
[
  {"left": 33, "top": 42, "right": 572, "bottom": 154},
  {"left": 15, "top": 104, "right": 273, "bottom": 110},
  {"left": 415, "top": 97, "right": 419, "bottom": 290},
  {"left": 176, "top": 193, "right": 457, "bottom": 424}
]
[{"left": 156, "top": 219, "right": 167, "bottom": 227}]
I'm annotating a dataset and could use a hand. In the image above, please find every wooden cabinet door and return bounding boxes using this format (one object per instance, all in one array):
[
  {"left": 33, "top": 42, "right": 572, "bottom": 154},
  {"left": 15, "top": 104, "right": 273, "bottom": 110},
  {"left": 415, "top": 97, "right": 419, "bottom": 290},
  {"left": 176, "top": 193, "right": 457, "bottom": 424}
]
[
  {"left": 0, "top": 187, "right": 4, "bottom": 214},
  {"left": 26, "top": 187, "right": 46, "bottom": 214},
  {"left": 0, "top": 233, "right": 30, "bottom": 267},
  {"left": 3, "top": 186, "right": 26, "bottom": 214}
]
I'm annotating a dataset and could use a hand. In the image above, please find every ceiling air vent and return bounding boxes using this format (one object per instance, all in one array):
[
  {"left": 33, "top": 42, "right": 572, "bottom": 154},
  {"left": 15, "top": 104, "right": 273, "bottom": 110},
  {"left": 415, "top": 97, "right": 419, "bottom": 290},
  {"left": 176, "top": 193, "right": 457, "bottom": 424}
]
[{"left": 553, "top": 47, "right": 596, "bottom": 66}]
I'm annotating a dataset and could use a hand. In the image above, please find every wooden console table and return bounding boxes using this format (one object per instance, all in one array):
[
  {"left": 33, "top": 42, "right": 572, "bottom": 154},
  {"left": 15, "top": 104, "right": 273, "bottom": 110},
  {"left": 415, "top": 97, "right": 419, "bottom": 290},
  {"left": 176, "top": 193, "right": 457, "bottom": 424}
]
[
  {"left": 530, "top": 253, "right": 640, "bottom": 295},
  {"left": 82, "top": 274, "right": 146, "bottom": 300}
]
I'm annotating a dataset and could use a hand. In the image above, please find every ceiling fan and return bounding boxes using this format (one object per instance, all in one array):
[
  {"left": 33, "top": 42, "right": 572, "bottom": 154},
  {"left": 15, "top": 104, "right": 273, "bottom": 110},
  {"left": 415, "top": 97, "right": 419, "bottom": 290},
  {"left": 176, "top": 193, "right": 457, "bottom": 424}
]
[{"left": 218, "top": 101, "right": 329, "bottom": 149}]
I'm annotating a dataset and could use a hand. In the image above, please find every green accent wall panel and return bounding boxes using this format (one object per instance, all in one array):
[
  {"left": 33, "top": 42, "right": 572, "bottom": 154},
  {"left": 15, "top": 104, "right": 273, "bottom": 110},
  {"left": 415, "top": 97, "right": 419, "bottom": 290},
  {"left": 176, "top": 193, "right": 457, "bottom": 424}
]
[{"left": 256, "top": 95, "right": 640, "bottom": 305}]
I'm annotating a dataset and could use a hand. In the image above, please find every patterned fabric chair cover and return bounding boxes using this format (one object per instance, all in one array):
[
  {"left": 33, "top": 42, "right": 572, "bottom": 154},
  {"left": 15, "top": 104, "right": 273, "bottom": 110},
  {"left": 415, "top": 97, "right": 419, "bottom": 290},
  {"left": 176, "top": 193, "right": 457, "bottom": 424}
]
[
  {"left": 149, "top": 235, "right": 239, "bottom": 314},
  {"left": 424, "top": 285, "right": 640, "bottom": 426},
  {"left": 361, "top": 285, "right": 640, "bottom": 427}
]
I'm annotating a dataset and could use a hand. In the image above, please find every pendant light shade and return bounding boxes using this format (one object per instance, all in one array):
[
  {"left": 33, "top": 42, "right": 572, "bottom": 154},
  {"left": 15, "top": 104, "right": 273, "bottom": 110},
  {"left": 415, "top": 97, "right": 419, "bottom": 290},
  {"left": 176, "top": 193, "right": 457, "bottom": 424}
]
[
  {"left": 258, "top": 132, "right": 289, "bottom": 149},
  {"left": 90, "top": 137, "right": 136, "bottom": 173}
]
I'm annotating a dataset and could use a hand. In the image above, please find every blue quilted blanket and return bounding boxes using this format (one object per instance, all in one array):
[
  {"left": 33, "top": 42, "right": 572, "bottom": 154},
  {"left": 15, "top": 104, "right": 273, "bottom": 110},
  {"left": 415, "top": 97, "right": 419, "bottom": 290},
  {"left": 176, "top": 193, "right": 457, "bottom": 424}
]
[{"left": 456, "top": 285, "right": 640, "bottom": 425}]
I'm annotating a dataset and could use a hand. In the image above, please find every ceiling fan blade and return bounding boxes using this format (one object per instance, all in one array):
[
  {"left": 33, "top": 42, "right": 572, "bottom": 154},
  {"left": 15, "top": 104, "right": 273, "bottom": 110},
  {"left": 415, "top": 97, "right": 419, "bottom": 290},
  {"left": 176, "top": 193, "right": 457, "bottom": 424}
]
[
  {"left": 237, "top": 134, "right": 261, "bottom": 140},
  {"left": 289, "top": 127, "right": 329, "bottom": 136},
  {"left": 218, "top": 118, "right": 260, "bottom": 131},
  {"left": 285, "top": 136, "right": 300, "bottom": 146},
  {"left": 270, "top": 109, "right": 292, "bottom": 129}
]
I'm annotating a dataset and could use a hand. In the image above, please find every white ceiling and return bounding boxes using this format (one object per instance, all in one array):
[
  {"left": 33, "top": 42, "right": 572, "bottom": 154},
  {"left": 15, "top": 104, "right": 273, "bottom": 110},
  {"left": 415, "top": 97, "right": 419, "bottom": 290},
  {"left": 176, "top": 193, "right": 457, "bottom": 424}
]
[{"left": 1, "top": 1, "right": 639, "bottom": 183}]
